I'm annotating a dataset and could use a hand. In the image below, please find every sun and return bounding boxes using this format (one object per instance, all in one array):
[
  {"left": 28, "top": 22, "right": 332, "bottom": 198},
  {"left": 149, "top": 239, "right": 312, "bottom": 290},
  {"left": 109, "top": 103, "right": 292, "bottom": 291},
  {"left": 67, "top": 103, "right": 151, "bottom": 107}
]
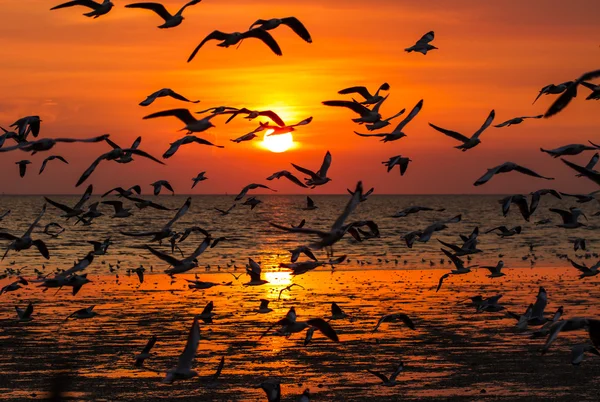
[{"left": 262, "top": 129, "right": 294, "bottom": 153}]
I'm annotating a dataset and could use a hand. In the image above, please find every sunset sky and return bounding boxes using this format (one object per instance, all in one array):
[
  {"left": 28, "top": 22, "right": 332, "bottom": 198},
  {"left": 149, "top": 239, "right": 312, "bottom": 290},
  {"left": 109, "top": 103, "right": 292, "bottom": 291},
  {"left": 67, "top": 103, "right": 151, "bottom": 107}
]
[{"left": 0, "top": 0, "right": 599, "bottom": 195}]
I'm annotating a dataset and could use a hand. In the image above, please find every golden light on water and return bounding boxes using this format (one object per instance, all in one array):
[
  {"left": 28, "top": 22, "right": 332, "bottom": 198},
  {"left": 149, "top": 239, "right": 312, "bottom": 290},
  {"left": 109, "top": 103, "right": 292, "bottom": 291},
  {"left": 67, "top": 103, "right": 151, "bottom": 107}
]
[
  {"left": 264, "top": 270, "right": 292, "bottom": 286},
  {"left": 262, "top": 129, "right": 294, "bottom": 153}
]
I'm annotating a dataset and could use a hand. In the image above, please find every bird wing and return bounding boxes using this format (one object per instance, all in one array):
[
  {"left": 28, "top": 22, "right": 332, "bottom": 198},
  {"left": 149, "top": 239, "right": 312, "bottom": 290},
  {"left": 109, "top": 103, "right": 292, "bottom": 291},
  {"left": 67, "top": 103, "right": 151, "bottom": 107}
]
[
  {"left": 338, "top": 86, "right": 372, "bottom": 99},
  {"left": 322, "top": 100, "right": 370, "bottom": 115},
  {"left": 561, "top": 158, "right": 600, "bottom": 186},
  {"left": 212, "top": 356, "right": 225, "bottom": 381},
  {"left": 201, "top": 301, "right": 213, "bottom": 315},
  {"left": 141, "top": 335, "right": 157, "bottom": 354},
  {"left": 291, "top": 163, "right": 318, "bottom": 180},
  {"left": 127, "top": 149, "right": 165, "bottom": 165},
  {"left": 145, "top": 245, "right": 181, "bottom": 266},
  {"left": 24, "top": 204, "right": 47, "bottom": 237},
  {"left": 428, "top": 123, "right": 470, "bottom": 143},
  {"left": 331, "top": 181, "right": 363, "bottom": 231},
  {"left": 165, "top": 197, "right": 191, "bottom": 228},
  {"left": 74, "top": 184, "right": 93, "bottom": 210},
  {"left": 44, "top": 197, "right": 74, "bottom": 214},
  {"left": 513, "top": 164, "right": 553, "bottom": 180},
  {"left": 394, "top": 99, "right": 423, "bottom": 132},
  {"left": 471, "top": 110, "right": 495, "bottom": 139},
  {"left": 189, "top": 236, "right": 212, "bottom": 260},
  {"left": 269, "top": 222, "right": 328, "bottom": 237},
  {"left": 437, "top": 273, "right": 450, "bottom": 292},
  {"left": 76, "top": 153, "right": 109, "bottom": 187},
  {"left": 354, "top": 131, "right": 387, "bottom": 137},
  {"left": 584, "top": 153, "right": 600, "bottom": 170},
  {"left": 51, "top": 0, "right": 103, "bottom": 11},
  {"left": 188, "top": 30, "right": 231, "bottom": 62},
  {"left": 257, "top": 110, "right": 285, "bottom": 127},
  {"left": 176, "top": 318, "right": 200, "bottom": 372},
  {"left": 32, "top": 240, "right": 50, "bottom": 259},
  {"left": 125, "top": 3, "right": 173, "bottom": 21},
  {"left": 242, "top": 29, "right": 283, "bottom": 56},
  {"left": 542, "top": 320, "right": 568, "bottom": 354},
  {"left": 567, "top": 258, "right": 590, "bottom": 273},
  {"left": 306, "top": 196, "right": 315, "bottom": 208},
  {"left": 318, "top": 151, "right": 332, "bottom": 177},
  {"left": 306, "top": 318, "right": 339, "bottom": 342},
  {"left": 281, "top": 17, "right": 312, "bottom": 42},
  {"left": 366, "top": 370, "right": 389, "bottom": 383},
  {"left": 143, "top": 108, "right": 196, "bottom": 125},
  {"left": 473, "top": 166, "right": 501, "bottom": 186},
  {"left": 280, "top": 172, "right": 308, "bottom": 188},
  {"left": 531, "top": 288, "right": 547, "bottom": 319},
  {"left": 416, "top": 30, "right": 434, "bottom": 45}
]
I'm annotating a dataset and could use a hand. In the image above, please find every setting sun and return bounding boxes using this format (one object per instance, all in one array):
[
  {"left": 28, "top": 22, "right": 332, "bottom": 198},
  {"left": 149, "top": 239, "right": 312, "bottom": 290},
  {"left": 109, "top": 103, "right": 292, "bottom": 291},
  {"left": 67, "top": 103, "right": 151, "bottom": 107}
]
[{"left": 262, "top": 129, "right": 294, "bottom": 153}]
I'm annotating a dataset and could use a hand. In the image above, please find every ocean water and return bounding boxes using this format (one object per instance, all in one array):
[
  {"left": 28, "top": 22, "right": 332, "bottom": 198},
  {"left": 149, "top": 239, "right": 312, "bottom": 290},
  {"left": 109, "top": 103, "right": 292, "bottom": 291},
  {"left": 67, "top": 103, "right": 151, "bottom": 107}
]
[{"left": 0, "top": 194, "right": 598, "bottom": 276}]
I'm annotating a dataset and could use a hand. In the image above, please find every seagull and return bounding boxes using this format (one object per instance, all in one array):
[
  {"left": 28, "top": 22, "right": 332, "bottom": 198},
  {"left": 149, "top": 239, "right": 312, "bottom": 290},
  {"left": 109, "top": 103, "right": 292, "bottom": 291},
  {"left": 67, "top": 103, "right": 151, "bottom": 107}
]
[
  {"left": 549, "top": 207, "right": 587, "bottom": 228},
  {"left": 528, "top": 287, "right": 549, "bottom": 326},
  {"left": 266, "top": 170, "right": 308, "bottom": 188},
  {"left": 571, "top": 344, "right": 600, "bottom": 365},
  {"left": 302, "top": 196, "right": 318, "bottom": 211},
  {"left": 322, "top": 95, "right": 388, "bottom": 124},
  {"left": 88, "top": 238, "right": 112, "bottom": 255},
  {"left": 10, "top": 116, "right": 41, "bottom": 140},
  {"left": 0, "top": 204, "right": 49, "bottom": 260},
  {"left": 125, "top": 0, "right": 202, "bottom": 28},
  {"left": 480, "top": 261, "right": 505, "bottom": 278},
  {"left": 101, "top": 201, "right": 133, "bottom": 218},
  {"left": 257, "top": 299, "right": 273, "bottom": 314},
  {"left": 105, "top": 136, "right": 143, "bottom": 163},
  {"left": 39, "top": 155, "right": 68, "bottom": 174},
  {"left": 102, "top": 185, "right": 142, "bottom": 198},
  {"left": 146, "top": 235, "right": 211, "bottom": 274},
  {"left": 43, "top": 223, "right": 65, "bottom": 238},
  {"left": 0, "top": 277, "right": 28, "bottom": 295},
  {"left": 494, "top": 115, "right": 543, "bottom": 128},
  {"left": 242, "top": 197, "right": 262, "bottom": 210},
  {"left": 223, "top": 108, "right": 285, "bottom": 127},
  {"left": 392, "top": 206, "right": 445, "bottom": 218},
  {"left": 195, "top": 301, "right": 216, "bottom": 324},
  {"left": 188, "top": 29, "right": 282, "bottom": 62},
  {"left": 121, "top": 197, "right": 191, "bottom": 242},
  {"left": 290, "top": 246, "right": 317, "bottom": 263},
  {"left": 355, "top": 99, "right": 423, "bottom": 141},
  {"left": 192, "top": 171, "right": 207, "bottom": 188},
  {"left": 429, "top": 110, "right": 495, "bottom": 151},
  {"left": 561, "top": 158, "right": 600, "bottom": 186},
  {"left": 560, "top": 191, "right": 600, "bottom": 203},
  {"left": 256, "top": 379, "right": 281, "bottom": 402},
  {"left": 163, "top": 318, "right": 201, "bottom": 383},
  {"left": 576, "top": 153, "right": 600, "bottom": 177},
  {"left": 347, "top": 186, "right": 374, "bottom": 202},
  {"left": 363, "top": 109, "right": 406, "bottom": 131},
  {"left": 277, "top": 283, "right": 305, "bottom": 300},
  {"left": 76, "top": 146, "right": 164, "bottom": 186},
  {"left": 244, "top": 258, "right": 269, "bottom": 286},
  {"left": 541, "top": 317, "right": 597, "bottom": 354},
  {"left": 44, "top": 184, "right": 93, "bottom": 218},
  {"left": 139, "top": 88, "right": 199, "bottom": 106},
  {"left": 485, "top": 226, "right": 522, "bottom": 237},
  {"left": 532, "top": 82, "right": 573, "bottom": 104},
  {"left": 581, "top": 81, "right": 600, "bottom": 100},
  {"left": 474, "top": 162, "right": 554, "bottom": 186},
  {"left": 143, "top": 109, "right": 217, "bottom": 134},
  {"left": 151, "top": 180, "right": 175, "bottom": 195},
  {"left": 65, "top": 306, "right": 98, "bottom": 320},
  {"left": 230, "top": 127, "right": 262, "bottom": 143},
  {"left": 405, "top": 31, "right": 437, "bottom": 54},
  {"left": 0, "top": 135, "right": 108, "bottom": 154},
  {"left": 292, "top": 151, "right": 332, "bottom": 187},
  {"left": 269, "top": 181, "right": 364, "bottom": 249},
  {"left": 476, "top": 295, "right": 505, "bottom": 312},
  {"left": 540, "top": 142, "right": 599, "bottom": 158},
  {"left": 330, "top": 302, "right": 349, "bottom": 320},
  {"left": 567, "top": 258, "right": 600, "bottom": 278},
  {"left": 372, "top": 313, "right": 415, "bottom": 332},
  {"left": 64, "top": 273, "right": 92, "bottom": 296},
  {"left": 15, "top": 302, "right": 34, "bottom": 322},
  {"left": 366, "top": 362, "right": 404, "bottom": 387},
  {"left": 134, "top": 335, "right": 157, "bottom": 367},
  {"left": 258, "top": 116, "right": 313, "bottom": 136},
  {"left": 162, "top": 135, "right": 224, "bottom": 158},
  {"left": 235, "top": 183, "right": 276, "bottom": 201},
  {"left": 248, "top": 17, "right": 312, "bottom": 43},
  {"left": 545, "top": 69, "right": 600, "bottom": 117},
  {"left": 499, "top": 195, "right": 530, "bottom": 221},
  {"left": 260, "top": 307, "right": 339, "bottom": 342},
  {"left": 15, "top": 160, "right": 31, "bottom": 178},
  {"left": 529, "top": 189, "right": 562, "bottom": 215},
  {"left": 337, "top": 83, "right": 390, "bottom": 105},
  {"left": 50, "top": 0, "right": 113, "bottom": 18},
  {"left": 382, "top": 155, "right": 411, "bottom": 175},
  {"left": 214, "top": 204, "right": 236, "bottom": 216}
]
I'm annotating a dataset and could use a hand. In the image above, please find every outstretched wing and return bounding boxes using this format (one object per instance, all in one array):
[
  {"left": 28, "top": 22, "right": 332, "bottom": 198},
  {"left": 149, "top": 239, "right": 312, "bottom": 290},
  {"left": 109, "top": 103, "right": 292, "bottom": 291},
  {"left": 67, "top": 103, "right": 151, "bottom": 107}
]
[
  {"left": 51, "top": 0, "right": 103, "bottom": 11},
  {"left": 513, "top": 164, "right": 554, "bottom": 180},
  {"left": 143, "top": 108, "right": 196, "bottom": 125},
  {"left": 281, "top": 17, "right": 312, "bottom": 43},
  {"left": 331, "top": 181, "right": 362, "bottom": 231},
  {"left": 242, "top": 29, "right": 283, "bottom": 56},
  {"left": 429, "top": 123, "right": 470, "bottom": 143},
  {"left": 165, "top": 197, "right": 191, "bottom": 228},
  {"left": 188, "top": 30, "right": 231, "bottom": 62},
  {"left": 176, "top": 318, "right": 200, "bottom": 372},
  {"left": 125, "top": 2, "right": 173, "bottom": 21},
  {"left": 472, "top": 110, "right": 495, "bottom": 139},
  {"left": 394, "top": 99, "right": 423, "bottom": 132},
  {"left": 306, "top": 318, "right": 339, "bottom": 342}
]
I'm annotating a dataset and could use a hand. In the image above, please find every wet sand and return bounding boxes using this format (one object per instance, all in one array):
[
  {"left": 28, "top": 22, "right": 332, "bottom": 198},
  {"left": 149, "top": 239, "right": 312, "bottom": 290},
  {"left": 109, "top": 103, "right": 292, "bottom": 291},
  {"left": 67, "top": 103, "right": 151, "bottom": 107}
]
[{"left": 1, "top": 267, "right": 600, "bottom": 401}]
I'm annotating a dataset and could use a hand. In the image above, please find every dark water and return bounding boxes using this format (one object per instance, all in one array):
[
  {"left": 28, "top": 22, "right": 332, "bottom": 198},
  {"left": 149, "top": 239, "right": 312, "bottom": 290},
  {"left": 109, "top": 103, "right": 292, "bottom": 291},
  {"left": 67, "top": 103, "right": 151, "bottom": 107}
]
[{"left": 0, "top": 194, "right": 597, "bottom": 275}]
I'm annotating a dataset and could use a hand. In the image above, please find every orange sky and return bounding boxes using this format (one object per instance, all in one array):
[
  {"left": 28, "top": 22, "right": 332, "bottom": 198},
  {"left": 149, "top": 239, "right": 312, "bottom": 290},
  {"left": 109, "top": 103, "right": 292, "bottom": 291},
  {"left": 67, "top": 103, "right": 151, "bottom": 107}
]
[{"left": 0, "top": 0, "right": 599, "bottom": 195}]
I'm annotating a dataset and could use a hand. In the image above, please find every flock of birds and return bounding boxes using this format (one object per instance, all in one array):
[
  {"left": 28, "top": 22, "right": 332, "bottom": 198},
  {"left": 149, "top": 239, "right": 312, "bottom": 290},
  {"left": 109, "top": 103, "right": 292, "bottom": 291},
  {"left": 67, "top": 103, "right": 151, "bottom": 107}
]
[{"left": 1, "top": 1, "right": 600, "bottom": 400}]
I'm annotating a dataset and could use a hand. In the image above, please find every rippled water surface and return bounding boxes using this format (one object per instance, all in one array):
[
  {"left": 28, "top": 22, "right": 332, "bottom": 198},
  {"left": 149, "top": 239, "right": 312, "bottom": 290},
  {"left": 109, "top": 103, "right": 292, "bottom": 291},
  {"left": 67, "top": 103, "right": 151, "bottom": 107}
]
[{"left": 1, "top": 195, "right": 600, "bottom": 401}]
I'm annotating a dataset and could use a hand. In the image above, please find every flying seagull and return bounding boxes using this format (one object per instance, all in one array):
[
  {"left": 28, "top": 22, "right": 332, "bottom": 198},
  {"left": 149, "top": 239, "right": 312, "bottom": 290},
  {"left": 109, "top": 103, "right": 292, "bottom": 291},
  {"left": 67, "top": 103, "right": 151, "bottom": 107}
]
[
  {"left": 338, "top": 83, "right": 390, "bottom": 105},
  {"left": 429, "top": 110, "right": 495, "bottom": 151},
  {"left": 474, "top": 162, "right": 554, "bottom": 186},
  {"left": 494, "top": 115, "right": 543, "bottom": 128},
  {"left": 125, "top": 0, "right": 202, "bottom": 29},
  {"left": 39, "top": 155, "right": 68, "bottom": 174},
  {"left": 322, "top": 95, "right": 388, "bottom": 124},
  {"left": 545, "top": 69, "right": 600, "bottom": 118},
  {"left": 50, "top": 0, "right": 114, "bottom": 18},
  {"left": 188, "top": 29, "right": 282, "bottom": 62},
  {"left": 0, "top": 204, "right": 49, "bottom": 260},
  {"left": 248, "top": 17, "right": 312, "bottom": 43},
  {"left": 405, "top": 31, "right": 437, "bottom": 54},
  {"left": 143, "top": 109, "right": 217, "bottom": 134},
  {"left": 291, "top": 151, "right": 332, "bottom": 187},
  {"left": 223, "top": 108, "right": 285, "bottom": 127},
  {"left": 382, "top": 155, "right": 411, "bottom": 175},
  {"left": 163, "top": 318, "right": 201, "bottom": 383},
  {"left": 162, "top": 135, "right": 224, "bottom": 158},
  {"left": 235, "top": 183, "right": 276, "bottom": 201},
  {"left": 266, "top": 170, "right": 308, "bottom": 188},
  {"left": 532, "top": 82, "right": 573, "bottom": 104},
  {"left": 355, "top": 99, "right": 423, "bottom": 141},
  {"left": 139, "top": 88, "right": 200, "bottom": 106}
]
